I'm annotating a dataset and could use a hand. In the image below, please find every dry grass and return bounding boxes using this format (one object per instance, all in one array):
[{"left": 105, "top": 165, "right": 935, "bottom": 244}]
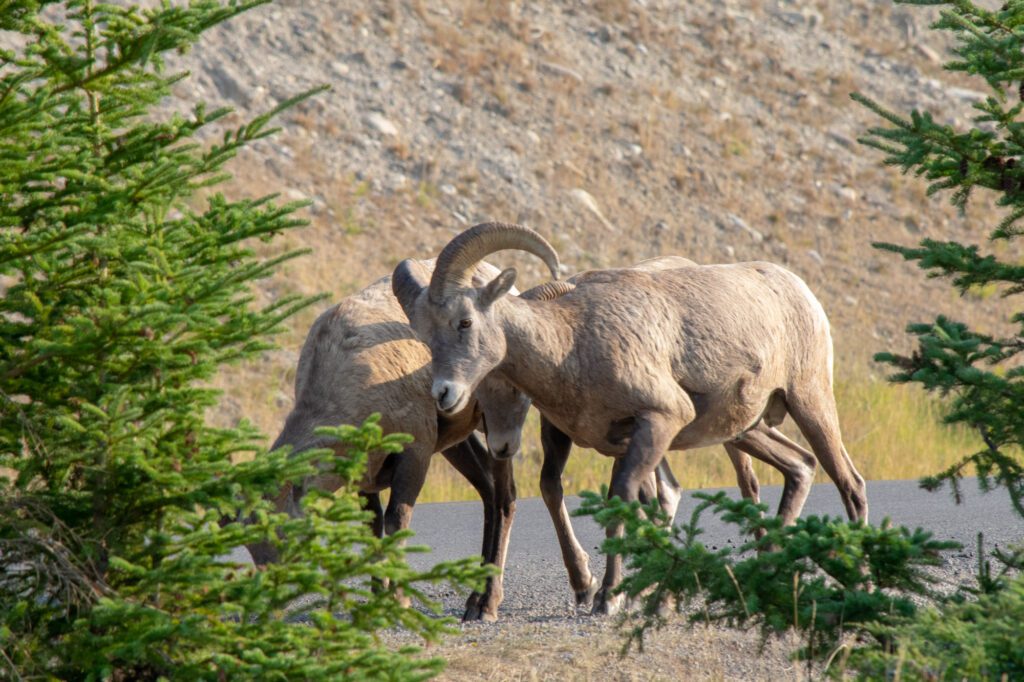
[{"left": 386, "top": 617, "right": 811, "bottom": 682}]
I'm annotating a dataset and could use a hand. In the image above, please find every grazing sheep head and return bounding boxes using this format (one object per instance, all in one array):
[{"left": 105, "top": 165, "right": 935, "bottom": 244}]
[
  {"left": 473, "top": 376, "right": 530, "bottom": 460},
  {"left": 393, "top": 222, "right": 559, "bottom": 424}
]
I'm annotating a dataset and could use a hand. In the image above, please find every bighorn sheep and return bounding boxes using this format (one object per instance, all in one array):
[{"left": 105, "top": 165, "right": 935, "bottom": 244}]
[
  {"left": 500, "top": 256, "right": 821, "bottom": 606},
  {"left": 256, "top": 261, "right": 531, "bottom": 622},
  {"left": 393, "top": 222, "right": 868, "bottom": 615}
]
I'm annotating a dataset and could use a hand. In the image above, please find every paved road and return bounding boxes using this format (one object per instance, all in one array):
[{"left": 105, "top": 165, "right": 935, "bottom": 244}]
[
  {"left": 401, "top": 479, "right": 1023, "bottom": 620},
  {"left": 227, "top": 479, "right": 1021, "bottom": 621}
]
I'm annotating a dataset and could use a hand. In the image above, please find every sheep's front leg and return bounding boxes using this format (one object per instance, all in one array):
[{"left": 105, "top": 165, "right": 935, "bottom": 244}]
[
  {"left": 593, "top": 412, "right": 681, "bottom": 616},
  {"left": 362, "top": 492, "right": 385, "bottom": 538},
  {"left": 481, "top": 439, "right": 516, "bottom": 620},
  {"left": 245, "top": 479, "right": 305, "bottom": 566},
  {"left": 539, "top": 418, "right": 600, "bottom": 607},
  {"left": 381, "top": 447, "right": 431, "bottom": 609},
  {"left": 443, "top": 432, "right": 516, "bottom": 622},
  {"left": 442, "top": 435, "right": 495, "bottom": 620}
]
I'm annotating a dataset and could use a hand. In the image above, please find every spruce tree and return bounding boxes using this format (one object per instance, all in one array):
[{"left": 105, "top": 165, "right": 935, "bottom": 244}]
[
  {"left": 848, "top": 3, "right": 1024, "bottom": 676},
  {"left": 854, "top": 0, "right": 1024, "bottom": 517},
  {"left": 0, "top": 2, "right": 487, "bottom": 678}
]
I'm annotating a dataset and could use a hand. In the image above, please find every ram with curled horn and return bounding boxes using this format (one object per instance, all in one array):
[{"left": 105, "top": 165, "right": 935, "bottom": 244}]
[{"left": 394, "top": 222, "right": 868, "bottom": 615}]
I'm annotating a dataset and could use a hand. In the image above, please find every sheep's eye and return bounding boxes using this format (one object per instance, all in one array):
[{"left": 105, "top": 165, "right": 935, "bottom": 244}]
[{"left": 458, "top": 318, "right": 472, "bottom": 330}]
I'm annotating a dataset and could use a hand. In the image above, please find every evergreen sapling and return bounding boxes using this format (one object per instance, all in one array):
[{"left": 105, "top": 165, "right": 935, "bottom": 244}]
[{"left": 0, "top": 2, "right": 489, "bottom": 678}]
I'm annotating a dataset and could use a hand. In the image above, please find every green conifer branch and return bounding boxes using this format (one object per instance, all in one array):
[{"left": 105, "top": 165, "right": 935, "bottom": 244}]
[{"left": 0, "top": 3, "right": 485, "bottom": 678}]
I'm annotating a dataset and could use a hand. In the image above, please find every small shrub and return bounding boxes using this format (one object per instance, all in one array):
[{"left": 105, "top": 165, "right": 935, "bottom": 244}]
[{"left": 575, "top": 490, "right": 955, "bottom": 665}]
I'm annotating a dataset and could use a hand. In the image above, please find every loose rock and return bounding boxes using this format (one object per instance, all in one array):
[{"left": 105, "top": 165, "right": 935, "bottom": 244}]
[
  {"left": 365, "top": 112, "right": 399, "bottom": 136},
  {"left": 727, "top": 214, "right": 764, "bottom": 243},
  {"left": 569, "top": 188, "right": 615, "bottom": 231}
]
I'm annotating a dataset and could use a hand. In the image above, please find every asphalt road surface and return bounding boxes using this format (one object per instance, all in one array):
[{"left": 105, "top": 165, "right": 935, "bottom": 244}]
[
  {"left": 400, "top": 479, "right": 1022, "bottom": 620},
  {"left": 227, "top": 479, "right": 1021, "bottom": 621}
]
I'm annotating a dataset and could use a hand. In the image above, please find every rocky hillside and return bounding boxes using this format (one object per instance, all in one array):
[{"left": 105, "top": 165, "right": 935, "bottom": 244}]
[{"left": 162, "top": 0, "right": 1014, "bottom": 436}]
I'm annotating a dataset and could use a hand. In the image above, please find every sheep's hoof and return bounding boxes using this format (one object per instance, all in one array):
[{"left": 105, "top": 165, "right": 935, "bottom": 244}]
[
  {"left": 462, "top": 591, "right": 499, "bottom": 622},
  {"left": 395, "top": 588, "right": 411, "bottom": 610},
  {"left": 574, "top": 576, "right": 600, "bottom": 609},
  {"left": 591, "top": 587, "right": 624, "bottom": 616},
  {"left": 462, "top": 592, "right": 482, "bottom": 621},
  {"left": 653, "top": 593, "right": 676, "bottom": 618},
  {"left": 630, "top": 586, "right": 676, "bottom": 617}
]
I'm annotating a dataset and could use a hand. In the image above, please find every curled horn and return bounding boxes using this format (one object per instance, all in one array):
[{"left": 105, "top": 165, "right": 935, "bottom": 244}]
[
  {"left": 429, "top": 222, "right": 560, "bottom": 302},
  {"left": 520, "top": 280, "right": 575, "bottom": 301}
]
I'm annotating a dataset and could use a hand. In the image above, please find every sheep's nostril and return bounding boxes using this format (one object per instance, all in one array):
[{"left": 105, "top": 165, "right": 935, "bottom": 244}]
[{"left": 432, "top": 380, "right": 466, "bottom": 413}]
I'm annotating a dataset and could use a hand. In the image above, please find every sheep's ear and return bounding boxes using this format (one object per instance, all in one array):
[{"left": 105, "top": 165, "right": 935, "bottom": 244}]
[
  {"left": 481, "top": 267, "right": 517, "bottom": 307},
  {"left": 392, "top": 259, "right": 429, "bottom": 321}
]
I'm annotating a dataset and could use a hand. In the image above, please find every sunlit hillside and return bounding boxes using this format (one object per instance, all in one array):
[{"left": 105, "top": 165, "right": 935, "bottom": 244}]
[{"left": 164, "top": 0, "right": 1014, "bottom": 498}]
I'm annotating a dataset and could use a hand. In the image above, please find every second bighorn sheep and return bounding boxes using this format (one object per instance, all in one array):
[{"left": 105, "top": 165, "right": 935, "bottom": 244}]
[
  {"left": 394, "top": 222, "right": 868, "bottom": 615},
  {"left": 258, "top": 260, "right": 530, "bottom": 622},
  {"left": 259, "top": 258, "right": 689, "bottom": 620}
]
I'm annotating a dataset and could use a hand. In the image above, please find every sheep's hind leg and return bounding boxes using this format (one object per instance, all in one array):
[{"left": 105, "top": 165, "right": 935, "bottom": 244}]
[
  {"left": 539, "top": 418, "right": 599, "bottom": 608},
  {"left": 723, "top": 425, "right": 815, "bottom": 548},
  {"left": 359, "top": 491, "right": 391, "bottom": 597},
  {"left": 787, "top": 387, "right": 868, "bottom": 522},
  {"left": 594, "top": 412, "right": 680, "bottom": 616},
  {"left": 725, "top": 445, "right": 760, "bottom": 507},
  {"left": 724, "top": 440, "right": 769, "bottom": 542},
  {"left": 631, "top": 458, "right": 681, "bottom": 615},
  {"left": 738, "top": 425, "right": 817, "bottom": 526},
  {"left": 729, "top": 425, "right": 815, "bottom": 532},
  {"left": 636, "top": 458, "right": 682, "bottom": 522},
  {"left": 630, "top": 459, "right": 682, "bottom": 525}
]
